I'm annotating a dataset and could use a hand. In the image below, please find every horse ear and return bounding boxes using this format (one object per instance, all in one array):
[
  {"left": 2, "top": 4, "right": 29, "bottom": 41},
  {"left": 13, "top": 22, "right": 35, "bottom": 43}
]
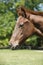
[
  {"left": 21, "top": 7, "right": 27, "bottom": 18},
  {"left": 17, "top": 6, "right": 27, "bottom": 18}
]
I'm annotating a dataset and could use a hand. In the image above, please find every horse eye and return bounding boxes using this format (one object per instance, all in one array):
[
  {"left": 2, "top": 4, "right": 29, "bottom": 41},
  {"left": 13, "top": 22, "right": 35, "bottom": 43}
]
[{"left": 19, "top": 24, "right": 23, "bottom": 27}]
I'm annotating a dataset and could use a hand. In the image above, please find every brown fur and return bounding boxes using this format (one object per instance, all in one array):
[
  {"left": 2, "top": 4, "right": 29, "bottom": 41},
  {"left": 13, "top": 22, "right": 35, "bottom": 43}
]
[
  {"left": 9, "top": 16, "right": 43, "bottom": 49},
  {"left": 17, "top": 6, "right": 43, "bottom": 33}
]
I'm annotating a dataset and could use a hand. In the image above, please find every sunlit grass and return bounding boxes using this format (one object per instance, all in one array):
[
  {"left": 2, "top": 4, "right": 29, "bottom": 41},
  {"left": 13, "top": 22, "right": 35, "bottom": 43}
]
[{"left": 0, "top": 49, "right": 43, "bottom": 65}]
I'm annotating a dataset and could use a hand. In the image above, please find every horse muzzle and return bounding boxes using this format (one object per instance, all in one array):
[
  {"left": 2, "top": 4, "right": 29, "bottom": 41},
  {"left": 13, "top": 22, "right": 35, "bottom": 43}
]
[{"left": 9, "top": 40, "right": 19, "bottom": 50}]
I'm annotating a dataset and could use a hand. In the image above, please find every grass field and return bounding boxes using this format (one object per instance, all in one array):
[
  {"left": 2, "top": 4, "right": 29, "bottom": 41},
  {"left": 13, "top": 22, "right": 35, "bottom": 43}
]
[{"left": 0, "top": 49, "right": 43, "bottom": 65}]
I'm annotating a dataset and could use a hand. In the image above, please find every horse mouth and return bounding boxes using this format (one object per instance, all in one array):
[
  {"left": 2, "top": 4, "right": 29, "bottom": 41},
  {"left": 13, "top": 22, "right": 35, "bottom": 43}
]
[{"left": 9, "top": 40, "right": 20, "bottom": 50}]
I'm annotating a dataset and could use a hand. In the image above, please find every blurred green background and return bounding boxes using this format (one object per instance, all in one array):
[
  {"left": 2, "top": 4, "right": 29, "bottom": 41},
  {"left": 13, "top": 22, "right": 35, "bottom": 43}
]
[{"left": 0, "top": 0, "right": 43, "bottom": 48}]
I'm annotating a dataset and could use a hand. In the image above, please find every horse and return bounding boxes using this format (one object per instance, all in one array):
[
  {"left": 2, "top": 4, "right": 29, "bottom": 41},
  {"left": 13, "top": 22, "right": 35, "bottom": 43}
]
[
  {"left": 9, "top": 16, "right": 43, "bottom": 49},
  {"left": 17, "top": 6, "right": 43, "bottom": 33}
]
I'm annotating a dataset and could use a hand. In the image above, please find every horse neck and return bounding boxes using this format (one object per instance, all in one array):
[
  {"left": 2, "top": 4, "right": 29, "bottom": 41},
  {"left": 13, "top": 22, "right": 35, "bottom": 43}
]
[
  {"left": 26, "top": 11, "right": 43, "bottom": 21},
  {"left": 26, "top": 12, "right": 36, "bottom": 20}
]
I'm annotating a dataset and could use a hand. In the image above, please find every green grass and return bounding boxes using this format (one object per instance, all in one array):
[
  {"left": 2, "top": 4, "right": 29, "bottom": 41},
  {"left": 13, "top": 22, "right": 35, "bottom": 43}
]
[{"left": 0, "top": 49, "right": 43, "bottom": 65}]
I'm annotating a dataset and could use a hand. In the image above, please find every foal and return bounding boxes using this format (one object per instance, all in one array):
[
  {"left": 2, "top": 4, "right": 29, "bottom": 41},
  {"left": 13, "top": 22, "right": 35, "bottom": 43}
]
[{"left": 9, "top": 16, "right": 43, "bottom": 49}]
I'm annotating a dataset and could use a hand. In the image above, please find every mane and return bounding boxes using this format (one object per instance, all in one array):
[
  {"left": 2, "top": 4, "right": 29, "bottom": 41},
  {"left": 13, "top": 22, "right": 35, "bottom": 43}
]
[{"left": 19, "top": 6, "right": 43, "bottom": 16}]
